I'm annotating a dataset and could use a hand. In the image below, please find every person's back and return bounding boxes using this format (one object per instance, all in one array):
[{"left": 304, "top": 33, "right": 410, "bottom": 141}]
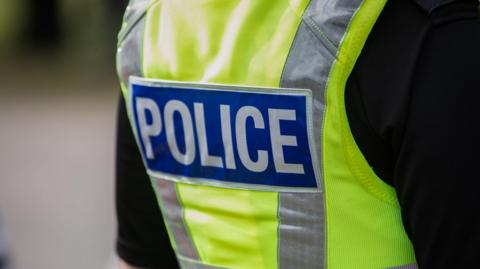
[{"left": 115, "top": 0, "right": 480, "bottom": 268}]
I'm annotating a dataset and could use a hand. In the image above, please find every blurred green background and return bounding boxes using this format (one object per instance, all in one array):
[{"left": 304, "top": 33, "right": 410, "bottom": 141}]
[
  {"left": 0, "top": 0, "right": 128, "bottom": 268},
  {"left": 0, "top": 0, "right": 124, "bottom": 62}
]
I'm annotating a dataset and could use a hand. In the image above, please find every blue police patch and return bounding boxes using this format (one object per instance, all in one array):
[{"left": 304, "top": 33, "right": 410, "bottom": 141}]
[{"left": 129, "top": 77, "right": 320, "bottom": 192}]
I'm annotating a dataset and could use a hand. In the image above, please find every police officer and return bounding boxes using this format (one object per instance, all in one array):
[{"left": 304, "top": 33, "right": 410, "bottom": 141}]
[{"left": 115, "top": 0, "right": 480, "bottom": 268}]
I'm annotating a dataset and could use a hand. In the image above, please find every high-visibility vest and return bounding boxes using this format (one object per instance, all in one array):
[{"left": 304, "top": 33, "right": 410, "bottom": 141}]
[{"left": 117, "top": 0, "right": 417, "bottom": 268}]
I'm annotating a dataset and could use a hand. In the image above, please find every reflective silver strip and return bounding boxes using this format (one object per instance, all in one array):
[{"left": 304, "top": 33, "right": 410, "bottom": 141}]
[
  {"left": 155, "top": 179, "right": 199, "bottom": 260},
  {"left": 177, "top": 255, "right": 226, "bottom": 269},
  {"left": 278, "top": 0, "right": 364, "bottom": 268},
  {"left": 118, "top": 0, "right": 152, "bottom": 44},
  {"left": 305, "top": 0, "right": 362, "bottom": 49},
  {"left": 117, "top": 15, "right": 145, "bottom": 88},
  {"left": 117, "top": 4, "right": 201, "bottom": 265},
  {"left": 388, "top": 264, "right": 419, "bottom": 269},
  {"left": 278, "top": 193, "right": 325, "bottom": 268}
]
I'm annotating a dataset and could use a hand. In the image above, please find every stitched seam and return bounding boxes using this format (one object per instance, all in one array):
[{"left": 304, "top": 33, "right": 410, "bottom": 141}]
[
  {"left": 303, "top": 16, "right": 339, "bottom": 58},
  {"left": 336, "top": 1, "right": 399, "bottom": 206},
  {"left": 305, "top": 15, "right": 338, "bottom": 49}
]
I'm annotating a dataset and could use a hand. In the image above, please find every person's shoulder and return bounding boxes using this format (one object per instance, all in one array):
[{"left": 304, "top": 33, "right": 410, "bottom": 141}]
[
  {"left": 408, "top": 0, "right": 479, "bottom": 24},
  {"left": 411, "top": 0, "right": 459, "bottom": 14}
]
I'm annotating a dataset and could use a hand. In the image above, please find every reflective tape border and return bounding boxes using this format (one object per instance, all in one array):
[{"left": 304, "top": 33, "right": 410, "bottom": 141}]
[{"left": 129, "top": 76, "right": 322, "bottom": 193}]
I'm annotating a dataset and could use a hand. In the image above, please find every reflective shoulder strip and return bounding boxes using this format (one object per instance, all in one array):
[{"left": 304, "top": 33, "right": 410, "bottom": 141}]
[
  {"left": 117, "top": 0, "right": 153, "bottom": 44},
  {"left": 154, "top": 180, "right": 199, "bottom": 260}
]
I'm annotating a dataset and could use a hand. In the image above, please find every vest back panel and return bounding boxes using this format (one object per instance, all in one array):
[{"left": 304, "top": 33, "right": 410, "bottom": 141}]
[{"left": 116, "top": 0, "right": 417, "bottom": 268}]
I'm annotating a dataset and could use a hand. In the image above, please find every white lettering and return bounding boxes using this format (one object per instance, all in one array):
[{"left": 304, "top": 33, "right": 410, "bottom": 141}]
[
  {"left": 164, "top": 100, "right": 196, "bottom": 165},
  {"left": 194, "top": 103, "right": 223, "bottom": 168},
  {"left": 136, "top": 97, "right": 162, "bottom": 160},
  {"left": 269, "top": 109, "right": 305, "bottom": 174},
  {"left": 136, "top": 95, "right": 308, "bottom": 177},
  {"left": 220, "top": 105, "right": 236, "bottom": 169},
  {"left": 235, "top": 106, "right": 268, "bottom": 172}
]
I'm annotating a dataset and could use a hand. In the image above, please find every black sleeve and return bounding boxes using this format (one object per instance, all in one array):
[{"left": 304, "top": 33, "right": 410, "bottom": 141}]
[
  {"left": 395, "top": 11, "right": 480, "bottom": 267},
  {"left": 116, "top": 95, "right": 179, "bottom": 268},
  {"left": 346, "top": 0, "right": 480, "bottom": 268}
]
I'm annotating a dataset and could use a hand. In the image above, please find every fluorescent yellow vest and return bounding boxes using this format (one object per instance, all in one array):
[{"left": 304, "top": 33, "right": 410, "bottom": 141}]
[{"left": 117, "top": 0, "right": 417, "bottom": 268}]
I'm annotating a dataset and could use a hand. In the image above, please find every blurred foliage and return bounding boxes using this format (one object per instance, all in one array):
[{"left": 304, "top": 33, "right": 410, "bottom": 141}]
[
  {"left": 60, "top": 0, "right": 118, "bottom": 60},
  {"left": 0, "top": 0, "right": 125, "bottom": 65},
  {"left": 0, "top": 0, "right": 25, "bottom": 52}
]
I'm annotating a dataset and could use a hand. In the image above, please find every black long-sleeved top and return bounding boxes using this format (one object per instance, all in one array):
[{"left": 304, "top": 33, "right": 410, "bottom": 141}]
[{"left": 116, "top": 0, "right": 480, "bottom": 268}]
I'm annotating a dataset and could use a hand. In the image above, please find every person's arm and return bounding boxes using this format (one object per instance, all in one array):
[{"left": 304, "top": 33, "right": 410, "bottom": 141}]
[
  {"left": 349, "top": 0, "right": 480, "bottom": 266},
  {"left": 116, "top": 96, "right": 179, "bottom": 269},
  {"left": 347, "top": 0, "right": 480, "bottom": 267},
  {"left": 393, "top": 8, "right": 480, "bottom": 267}
]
